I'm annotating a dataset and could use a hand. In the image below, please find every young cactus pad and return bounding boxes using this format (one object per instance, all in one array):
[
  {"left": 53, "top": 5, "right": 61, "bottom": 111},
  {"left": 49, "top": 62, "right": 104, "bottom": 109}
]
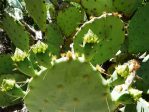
[
  {"left": 25, "top": 55, "right": 115, "bottom": 112},
  {"left": 128, "top": 3, "right": 149, "bottom": 53},
  {"left": 2, "top": 13, "right": 30, "bottom": 51},
  {"left": 24, "top": 0, "right": 47, "bottom": 31},
  {"left": 73, "top": 14, "right": 125, "bottom": 65},
  {"left": 56, "top": 3, "right": 84, "bottom": 37},
  {"left": 12, "top": 48, "right": 37, "bottom": 77},
  {"left": 81, "top": 0, "right": 113, "bottom": 16},
  {"left": 31, "top": 41, "right": 52, "bottom": 67}
]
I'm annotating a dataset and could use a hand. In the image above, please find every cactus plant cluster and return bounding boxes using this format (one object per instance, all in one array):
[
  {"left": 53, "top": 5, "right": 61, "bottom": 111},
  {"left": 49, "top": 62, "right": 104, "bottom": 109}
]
[{"left": 0, "top": 0, "right": 149, "bottom": 111}]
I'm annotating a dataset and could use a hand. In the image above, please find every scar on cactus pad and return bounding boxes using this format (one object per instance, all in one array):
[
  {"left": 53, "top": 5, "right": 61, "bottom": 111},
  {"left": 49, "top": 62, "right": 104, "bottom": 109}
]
[{"left": 25, "top": 52, "right": 116, "bottom": 112}]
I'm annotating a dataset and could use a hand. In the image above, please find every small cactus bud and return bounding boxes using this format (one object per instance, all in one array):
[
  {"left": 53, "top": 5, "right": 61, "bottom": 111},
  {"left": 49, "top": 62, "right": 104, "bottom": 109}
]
[
  {"left": 11, "top": 48, "right": 28, "bottom": 62},
  {"left": 1, "top": 79, "right": 16, "bottom": 92},
  {"left": 129, "top": 88, "right": 142, "bottom": 101},
  {"left": 31, "top": 41, "right": 48, "bottom": 54},
  {"left": 116, "top": 65, "right": 129, "bottom": 78},
  {"left": 82, "top": 29, "right": 99, "bottom": 47}
]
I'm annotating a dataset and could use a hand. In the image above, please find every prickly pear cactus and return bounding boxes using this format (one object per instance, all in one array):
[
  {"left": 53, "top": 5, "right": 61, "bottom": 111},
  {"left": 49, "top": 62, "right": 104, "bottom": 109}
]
[
  {"left": 81, "top": 0, "right": 113, "bottom": 16},
  {"left": 11, "top": 48, "right": 37, "bottom": 77},
  {"left": 2, "top": 13, "right": 30, "bottom": 51},
  {"left": 45, "top": 23, "right": 63, "bottom": 55},
  {"left": 125, "top": 98, "right": 149, "bottom": 112},
  {"left": 0, "top": 73, "right": 27, "bottom": 107},
  {"left": 112, "top": 0, "right": 141, "bottom": 17},
  {"left": 0, "top": 54, "right": 14, "bottom": 74},
  {"left": 0, "top": 91, "right": 22, "bottom": 107},
  {"left": 56, "top": 2, "right": 84, "bottom": 37},
  {"left": 64, "top": 0, "right": 80, "bottom": 3},
  {"left": 128, "top": 3, "right": 149, "bottom": 53},
  {"left": 135, "top": 60, "right": 149, "bottom": 94},
  {"left": 24, "top": 0, "right": 47, "bottom": 31},
  {"left": 0, "top": 0, "right": 149, "bottom": 111},
  {"left": 25, "top": 54, "right": 115, "bottom": 112},
  {"left": 31, "top": 41, "right": 52, "bottom": 67},
  {"left": 74, "top": 14, "right": 125, "bottom": 65}
]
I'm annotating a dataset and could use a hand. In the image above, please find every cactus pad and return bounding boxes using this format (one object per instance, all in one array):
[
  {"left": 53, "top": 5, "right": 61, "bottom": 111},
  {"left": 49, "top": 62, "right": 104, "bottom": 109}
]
[
  {"left": 25, "top": 56, "right": 115, "bottom": 112},
  {"left": 24, "top": 0, "right": 47, "bottom": 31},
  {"left": 135, "top": 60, "right": 149, "bottom": 94},
  {"left": 125, "top": 98, "right": 149, "bottom": 112},
  {"left": 0, "top": 73, "right": 27, "bottom": 107},
  {"left": 56, "top": 4, "right": 84, "bottom": 37},
  {"left": 73, "top": 14, "right": 125, "bottom": 65},
  {"left": 45, "top": 23, "right": 63, "bottom": 55},
  {"left": 0, "top": 54, "right": 14, "bottom": 74},
  {"left": 2, "top": 13, "right": 30, "bottom": 51},
  {"left": 81, "top": 0, "right": 113, "bottom": 16},
  {"left": 112, "top": 0, "right": 141, "bottom": 17},
  {"left": 128, "top": 3, "right": 149, "bottom": 53}
]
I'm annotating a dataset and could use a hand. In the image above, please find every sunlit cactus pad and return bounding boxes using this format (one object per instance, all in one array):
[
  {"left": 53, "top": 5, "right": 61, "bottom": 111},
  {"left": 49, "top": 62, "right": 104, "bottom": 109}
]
[
  {"left": 74, "top": 14, "right": 125, "bottom": 65},
  {"left": 25, "top": 56, "right": 115, "bottom": 112}
]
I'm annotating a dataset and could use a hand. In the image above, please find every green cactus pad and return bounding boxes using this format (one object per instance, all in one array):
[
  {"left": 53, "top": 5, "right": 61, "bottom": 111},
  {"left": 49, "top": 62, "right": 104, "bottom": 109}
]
[
  {"left": 11, "top": 48, "right": 37, "bottom": 77},
  {"left": 128, "top": 3, "right": 149, "bottom": 53},
  {"left": 2, "top": 13, "right": 30, "bottom": 51},
  {"left": 28, "top": 51, "right": 40, "bottom": 69},
  {"left": 0, "top": 73, "right": 27, "bottom": 107},
  {"left": 31, "top": 41, "right": 51, "bottom": 67},
  {"left": 73, "top": 14, "right": 125, "bottom": 65},
  {"left": 25, "top": 56, "right": 115, "bottom": 112},
  {"left": 81, "top": 0, "right": 113, "bottom": 16},
  {"left": 64, "top": 0, "right": 80, "bottom": 3},
  {"left": 16, "top": 58, "right": 37, "bottom": 77},
  {"left": 45, "top": 23, "right": 63, "bottom": 55},
  {"left": 125, "top": 104, "right": 137, "bottom": 112},
  {"left": 0, "top": 74, "right": 27, "bottom": 85},
  {"left": 32, "top": 50, "right": 52, "bottom": 68},
  {"left": 24, "top": 0, "right": 47, "bottom": 31},
  {"left": 135, "top": 60, "right": 149, "bottom": 94},
  {"left": 112, "top": 0, "right": 141, "bottom": 17},
  {"left": 0, "top": 54, "right": 14, "bottom": 74},
  {"left": 0, "top": 91, "right": 22, "bottom": 107},
  {"left": 56, "top": 4, "right": 84, "bottom": 37}
]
